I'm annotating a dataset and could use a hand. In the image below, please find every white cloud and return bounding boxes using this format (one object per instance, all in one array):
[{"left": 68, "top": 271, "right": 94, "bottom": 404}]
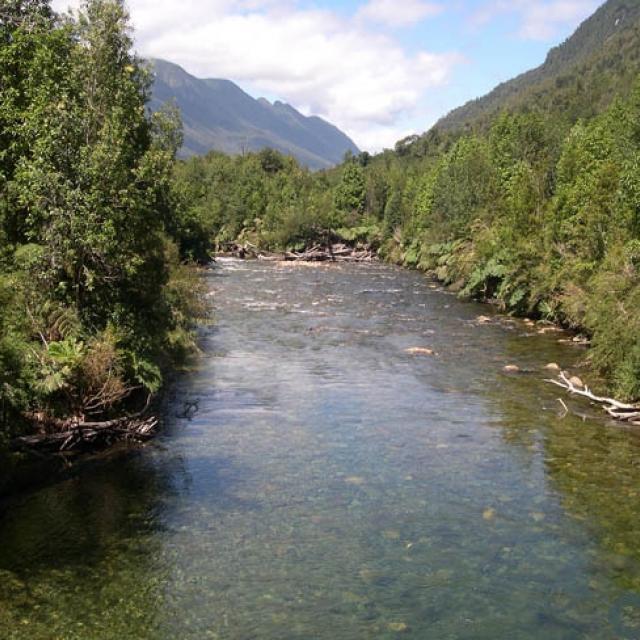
[
  {"left": 472, "top": 0, "right": 600, "bottom": 40},
  {"left": 51, "top": 0, "right": 460, "bottom": 151},
  {"left": 354, "top": 123, "right": 421, "bottom": 152},
  {"left": 518, "top": 1, "right": 601, "bottom": 40},
  {"left": 357, "top": 0, "right": 443, "bottom": 28}
]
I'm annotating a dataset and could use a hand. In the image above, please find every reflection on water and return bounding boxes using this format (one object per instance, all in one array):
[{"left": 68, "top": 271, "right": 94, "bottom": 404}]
[{"left": 1, "top": 259, "right": 640, "bottom": 639}]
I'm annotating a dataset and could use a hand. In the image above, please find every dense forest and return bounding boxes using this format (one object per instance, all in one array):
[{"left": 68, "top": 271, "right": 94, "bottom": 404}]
[
  {"left": 2, "top": 0, "right": 640, "bottom": 480},
  {"left": 0, "top": 0, "right": 204, "bottom": 472}
]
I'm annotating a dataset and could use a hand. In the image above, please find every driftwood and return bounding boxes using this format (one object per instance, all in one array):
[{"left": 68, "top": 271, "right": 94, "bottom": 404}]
[
  {"left": 218, "top": 241, "right": 376, "bottom": 263},
  {"left": 218, "top": 242, "right": 279, "bottom": 261},
  {"left": 11, "top": 417, "right": 158, "bottom": 453},
  {"left": 546, "top": 371, "right": 640, "bottom": 425},
  {"left": 283, "top": 243, "right": 375, "bottom": 263},
  {"left": 11, "top": 396, "right": 158, "bottom": 454}
]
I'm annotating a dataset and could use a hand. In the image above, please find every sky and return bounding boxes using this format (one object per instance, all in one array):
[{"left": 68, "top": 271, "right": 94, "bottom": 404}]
[{"left": 51, "top": 0, "right": 604, "bottom": 151}]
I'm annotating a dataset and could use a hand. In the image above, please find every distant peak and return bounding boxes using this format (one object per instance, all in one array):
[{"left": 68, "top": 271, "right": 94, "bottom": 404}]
[{"left": 150, "top": 57, "right": 359, "bottom": 167}]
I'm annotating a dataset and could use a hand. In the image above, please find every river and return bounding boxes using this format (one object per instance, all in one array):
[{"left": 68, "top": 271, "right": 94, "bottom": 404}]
[{"left": 1, "top": 259, "right": 640, "bottom": 639}]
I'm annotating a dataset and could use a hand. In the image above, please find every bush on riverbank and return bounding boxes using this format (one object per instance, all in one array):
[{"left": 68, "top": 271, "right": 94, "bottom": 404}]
[{"left": 0, "top": 1, "right": 204, "bottom": 449}]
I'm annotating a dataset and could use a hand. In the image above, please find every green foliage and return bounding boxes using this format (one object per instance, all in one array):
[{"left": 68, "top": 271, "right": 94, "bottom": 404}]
[
  {"left": 0, "top": 0, "right": 205, "bottom": 442},
  {"left": 582, "top": 242, "right": 640, "bottom": 400},
  {"left": 171, "top": 148, "right": 349, "bottom": 251},
  {"left": 383, "top": 191, "right": 403, "bottom": 234},
  {"left": 334, "top": 224, "right": 380, "bottom": 245},
  {"left": 334, "top": 162, "right": 366, "bottom": 215},
  {"left": 427, "top": 137, "right": 499, "bottom": 239},
  {"left": 129, "top": 354, "right": 162, "bottom": 395}
]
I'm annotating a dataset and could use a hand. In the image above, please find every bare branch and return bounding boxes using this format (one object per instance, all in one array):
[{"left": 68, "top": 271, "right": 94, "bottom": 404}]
[{"left": 546, "top": 371, "right": 640, "bottom": 424}]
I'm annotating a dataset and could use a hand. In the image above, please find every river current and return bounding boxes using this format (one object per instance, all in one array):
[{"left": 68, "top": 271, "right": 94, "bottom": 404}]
[{"left": 1, "top": 259, "right": 640, "bottom": 639}]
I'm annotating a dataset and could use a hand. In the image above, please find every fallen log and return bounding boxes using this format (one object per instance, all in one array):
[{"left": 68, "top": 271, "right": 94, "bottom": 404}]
[
  {"left": 546, "top": 371, "right": 640, "bottom": 425},
  {"left": 283, "top": 243, "right": 376, "bottom": 263},
  {"left": 11, "top": 394, "right": 158, "bottom": 454},
  {"left": 10, "top": 416, "right": 158, "bottom": 453},
  {"left": 217, "top": 242, "right": 263, "bottom": 260},
  {"left": 219, "top": 241, "right": 376, "bottom": 263}
]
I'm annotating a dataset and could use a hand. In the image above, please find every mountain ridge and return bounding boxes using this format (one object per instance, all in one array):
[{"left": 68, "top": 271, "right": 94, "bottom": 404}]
[{"left": 149, "top": 59, "right": 359, "bottom": 169}]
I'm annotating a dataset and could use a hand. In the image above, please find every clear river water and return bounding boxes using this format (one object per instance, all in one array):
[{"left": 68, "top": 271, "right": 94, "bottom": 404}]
[{"left": 1, "top": 259, "right": 640, "bottom": 639}]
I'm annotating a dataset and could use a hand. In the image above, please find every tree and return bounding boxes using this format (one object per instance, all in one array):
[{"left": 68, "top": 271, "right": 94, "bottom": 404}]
[
  {"left": 334, "top": 162, "right": 366, "bottom": 215},
  {"left": 0, "top": 0, "right": 201, "bottom": 438}
]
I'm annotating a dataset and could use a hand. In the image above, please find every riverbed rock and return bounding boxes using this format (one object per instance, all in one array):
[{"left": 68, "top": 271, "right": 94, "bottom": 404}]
[
  {"left": 569, "top": 376, "right": 584, "bottom": 388},
  {"left": 545, "top": 363, "right": 561, "bottom": 372},
  {"left": 387, "top": 622, "right": 409, "bottom": 632},
  {"left": 483, "top": 507, "right": 497, "bottom": 521},
  {"left": 476, "top": 315, "right": 492, "bottom": 325},
  {"left": 359, "top": 568, "right": 391, "bottom": 586},
  {"left": 503, "top": 365, "right": 521, "bottom": 373},
  {"left": 405, "top": 347, "right": 436, "bottom": 356}
]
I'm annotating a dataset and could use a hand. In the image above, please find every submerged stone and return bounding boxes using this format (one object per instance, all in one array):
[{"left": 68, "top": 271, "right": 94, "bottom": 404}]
[{"left": 483, "top": 508, "right": 497, "bottom": 521}]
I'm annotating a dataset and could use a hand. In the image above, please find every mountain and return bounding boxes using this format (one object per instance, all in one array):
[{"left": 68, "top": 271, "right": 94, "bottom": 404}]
[
  {"left": 149, "top": 59, "right": 359, "bottom": 170},
  {"left": 433, "top": 0, "right": 640, "bottom": 134}
]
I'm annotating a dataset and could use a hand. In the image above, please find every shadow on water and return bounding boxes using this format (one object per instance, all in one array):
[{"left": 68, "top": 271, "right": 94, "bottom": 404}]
[{"left": 0, "top": 442, "right": 255, "bottom": 639}]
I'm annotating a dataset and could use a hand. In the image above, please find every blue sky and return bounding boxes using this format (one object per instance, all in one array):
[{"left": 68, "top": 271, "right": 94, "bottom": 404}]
[{"left": 52, "top": 0, "right": 603, "bottom": 150}]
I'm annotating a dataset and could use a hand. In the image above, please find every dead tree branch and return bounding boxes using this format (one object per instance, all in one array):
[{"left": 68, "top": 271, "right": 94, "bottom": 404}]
[{"left": 546, "top": 371, "right": 640, "bottom": 425}]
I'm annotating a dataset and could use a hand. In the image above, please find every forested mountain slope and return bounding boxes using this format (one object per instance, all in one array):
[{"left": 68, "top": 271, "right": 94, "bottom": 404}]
[
  {"left": 149, "top": 59, "right": 359, "bottom": 170},
  {"left": 433, "top": 0, "right": 640, "bottom": 135}
]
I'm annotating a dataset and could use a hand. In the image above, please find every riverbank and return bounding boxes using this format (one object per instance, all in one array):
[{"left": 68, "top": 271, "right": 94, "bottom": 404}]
[
  {"left": 379, "top": 235, "right": 640, "bottom": 413},
  {"left": 0, "top": 263, "right": 211, "bottom": 498}
]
